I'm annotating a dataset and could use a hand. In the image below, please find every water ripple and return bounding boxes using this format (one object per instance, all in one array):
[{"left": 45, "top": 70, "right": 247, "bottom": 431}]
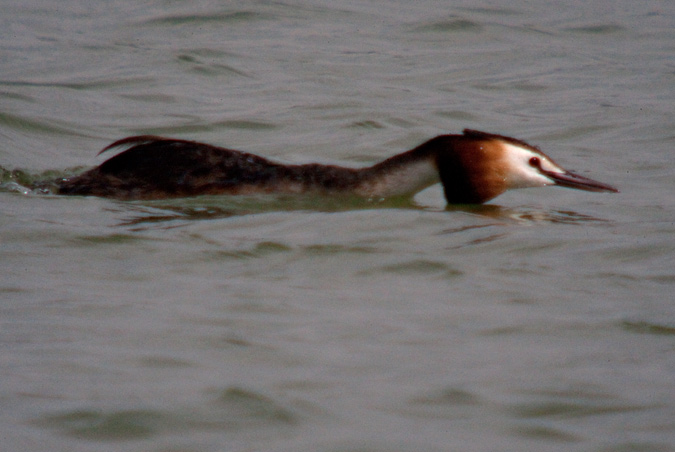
[
  {"left": 142, "top": 11, "right": 274, "bottom": 26},
  {"left": 620, "top": 320, "right": 675, "bottom": 336},
  {"left": 32, "top": 387, "right": 302, "bottom": 441}
]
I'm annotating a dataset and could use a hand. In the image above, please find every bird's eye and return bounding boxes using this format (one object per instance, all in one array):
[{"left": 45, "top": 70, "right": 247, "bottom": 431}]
[{"left": 529, "top": 157, "right": 540, "bottom": 168}]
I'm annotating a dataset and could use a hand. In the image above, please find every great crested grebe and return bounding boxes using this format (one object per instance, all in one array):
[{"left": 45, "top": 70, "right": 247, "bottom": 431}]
[{"left": 56, "top": 129, "right": 617, "bottom": 204}]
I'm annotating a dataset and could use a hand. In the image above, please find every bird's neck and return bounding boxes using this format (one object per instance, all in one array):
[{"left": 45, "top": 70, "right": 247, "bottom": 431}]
[{"left": 354, "top": 152, "right": 440, "bottom": 198}]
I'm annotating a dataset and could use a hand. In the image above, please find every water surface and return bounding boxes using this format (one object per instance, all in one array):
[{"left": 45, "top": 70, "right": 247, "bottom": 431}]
[{"left": 1, "top": 1, "right": 674, "bottom": 451}]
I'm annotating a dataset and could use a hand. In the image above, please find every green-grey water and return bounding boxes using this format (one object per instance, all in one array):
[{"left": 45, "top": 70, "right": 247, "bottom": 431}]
[{"left": 1, "top": 1, "right": 674, "bottom": 451}]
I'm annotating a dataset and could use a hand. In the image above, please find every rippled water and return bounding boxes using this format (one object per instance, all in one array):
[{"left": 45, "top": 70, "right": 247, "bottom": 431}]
[{"left": 1, "top": 1, "right": 674, "bottom": 451}]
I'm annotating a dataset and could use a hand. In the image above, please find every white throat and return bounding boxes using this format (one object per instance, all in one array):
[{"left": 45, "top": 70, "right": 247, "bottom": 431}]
[{"left": 356, "top": 158, "right": 440, "bottom": 198}]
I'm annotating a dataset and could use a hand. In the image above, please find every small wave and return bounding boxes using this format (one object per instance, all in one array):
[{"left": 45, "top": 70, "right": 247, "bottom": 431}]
[
  {"left": 143, "top": 11, "right": 273, "bottom": 26},
  {"left": 412, "top": 17, "right": 483, "bottom": 33},
  {"left": 563, "top": 24, "right": 625, "bottom": 35},
  {"left": 0, "top": 166, "right": 81, "bottom": 196}
]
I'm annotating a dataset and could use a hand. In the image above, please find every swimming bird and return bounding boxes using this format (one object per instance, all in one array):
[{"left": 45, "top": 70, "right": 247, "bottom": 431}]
[{"left": 56, "top": 129, "right": 618, "bottom": 203}]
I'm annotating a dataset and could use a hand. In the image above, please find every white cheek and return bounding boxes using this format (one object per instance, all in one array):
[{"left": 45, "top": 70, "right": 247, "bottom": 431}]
[
  {"left": 501, "top": 143, "right": 556, "bottom": 188},
  {"left": 509, "top": 168, "right": 552, "bottom": 189}
]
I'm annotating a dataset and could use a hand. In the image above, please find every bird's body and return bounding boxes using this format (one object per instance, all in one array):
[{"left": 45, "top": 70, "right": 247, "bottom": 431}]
[{"left": 57, "top": 129, "right": 617, "bottom": 204}]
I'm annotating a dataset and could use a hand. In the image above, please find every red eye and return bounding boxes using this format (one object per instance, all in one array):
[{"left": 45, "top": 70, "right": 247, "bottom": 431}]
[{"left": 529, "top": 157, "right": 540, "bottom": 167}]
